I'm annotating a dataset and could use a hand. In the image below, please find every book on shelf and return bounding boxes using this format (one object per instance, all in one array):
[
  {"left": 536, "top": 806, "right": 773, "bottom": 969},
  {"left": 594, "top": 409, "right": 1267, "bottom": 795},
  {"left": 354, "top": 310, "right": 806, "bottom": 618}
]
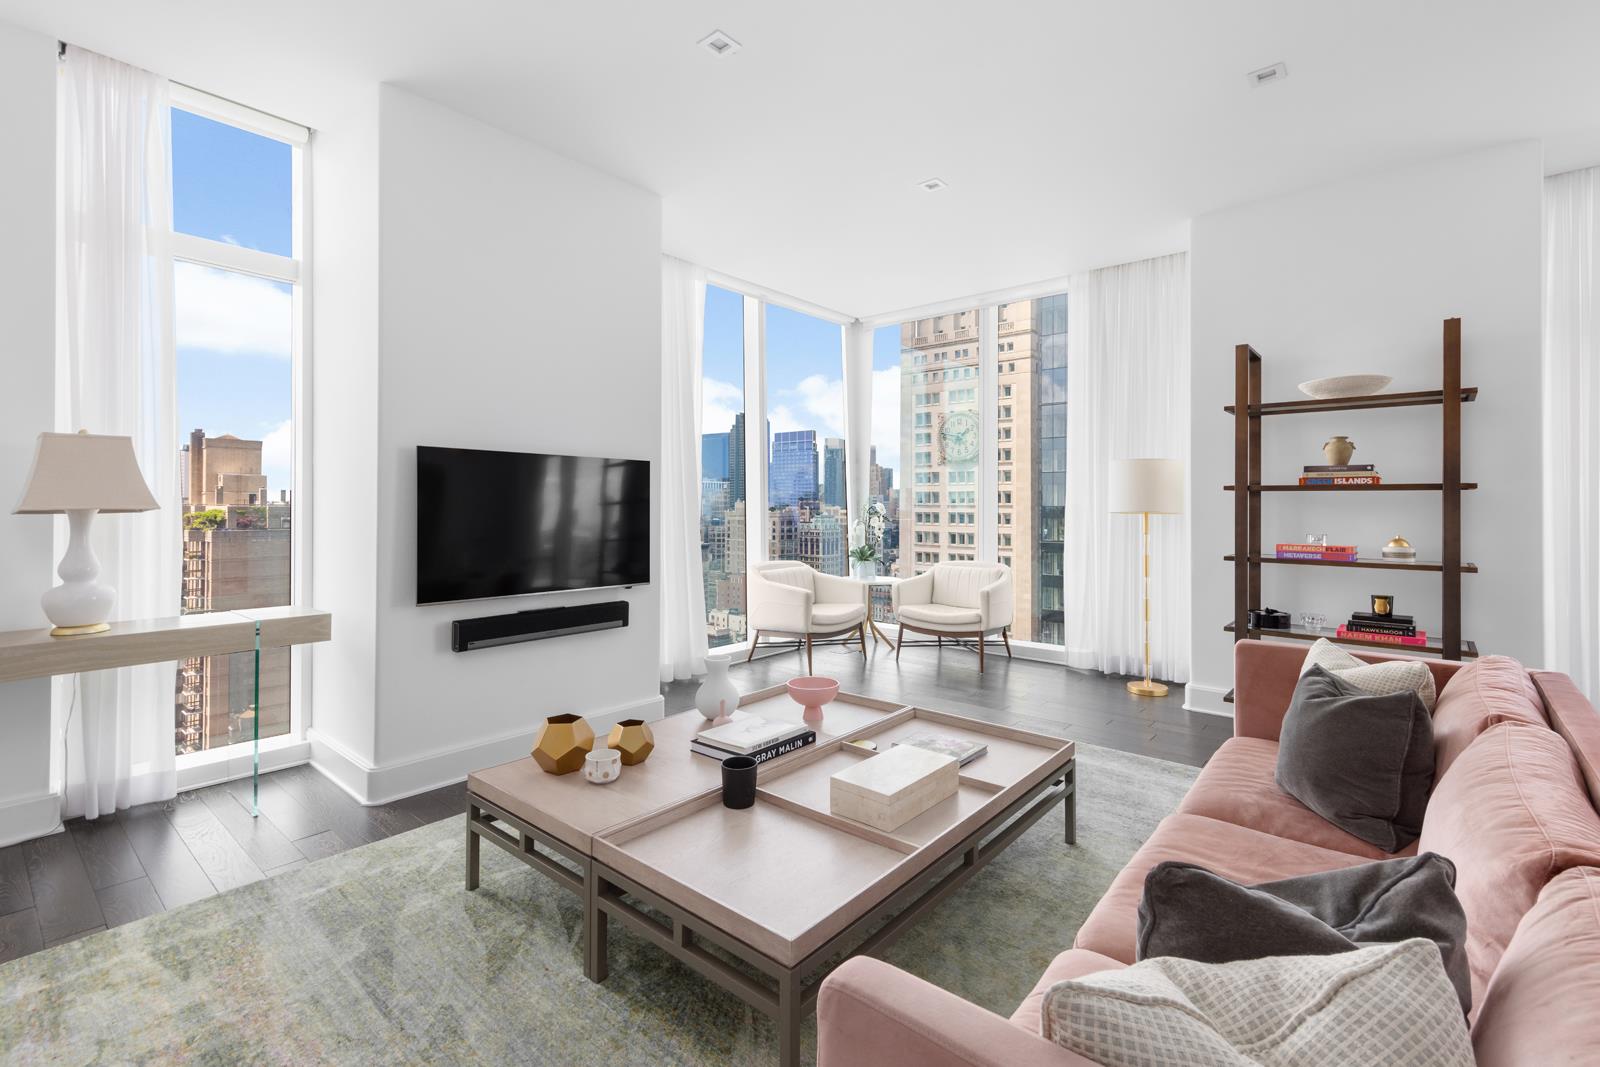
[
  {"left": 690, "top": 730, "right": 815, "bottom": 765},
  {"left": 1351, "top": 611, "right": 1415, "bottom": 624},
  {"left": 1299, "top": 475, "right": 1382, "bottom": 486},
  {"left": 1276, "top": 543, "right": 1357, "bottom": 553},
  {"left": 1275, "top": 550, "right": 1360, "bottom": 562},
  {"left": 1336, "top": 626, "right": 1428, "bottom": 647},
  {"left": 693, "top": 715, "right": 809, "bottom": 755},
  {"left": 1346, "top": 622, "right": 1418, "bottom": 638},
  {"left": 892, "top": 734, "right": 988, "bottom": 766},
  {"left": 1302, "top": 464, "right": 1375, "bottom": 473}
]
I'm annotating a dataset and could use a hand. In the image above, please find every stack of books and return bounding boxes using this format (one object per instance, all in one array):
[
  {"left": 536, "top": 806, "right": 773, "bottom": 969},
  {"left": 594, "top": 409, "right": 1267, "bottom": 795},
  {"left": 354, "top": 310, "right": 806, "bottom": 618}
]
[
  {"left": 690, "top": 713, "right": 815, "bottom": 764},
  {"left": 1337, "top": 611, "right": 1427, "bottom": 647},
  {"left": 1275, "top": 541, "right": 1359, "bottom": 562},
  {"left": 1299, "top": 463, "right": 1381, "bottom": 486}
]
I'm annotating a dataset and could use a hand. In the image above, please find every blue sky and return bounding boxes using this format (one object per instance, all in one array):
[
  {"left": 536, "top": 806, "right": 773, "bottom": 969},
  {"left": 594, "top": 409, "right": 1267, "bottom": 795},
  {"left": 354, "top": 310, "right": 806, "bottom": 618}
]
[
  {"left": 172, "top": 108, "right": 294, "bottom": 493},
  {"left": 702, "top": 285, "right": 905, "bottom": 476}
]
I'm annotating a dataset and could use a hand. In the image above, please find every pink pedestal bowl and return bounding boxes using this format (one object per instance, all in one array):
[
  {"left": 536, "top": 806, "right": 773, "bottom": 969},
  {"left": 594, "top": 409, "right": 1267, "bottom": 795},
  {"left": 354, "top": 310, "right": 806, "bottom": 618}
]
[{"left": 787, "top": 676, "right": 840, "bottom": 724}]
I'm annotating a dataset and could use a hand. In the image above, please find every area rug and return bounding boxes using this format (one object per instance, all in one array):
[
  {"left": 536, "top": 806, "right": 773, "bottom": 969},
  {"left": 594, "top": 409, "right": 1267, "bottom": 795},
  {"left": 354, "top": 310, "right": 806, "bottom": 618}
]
[{"left": 0, "top": 743, "right": 1196, "bottom": 1065}]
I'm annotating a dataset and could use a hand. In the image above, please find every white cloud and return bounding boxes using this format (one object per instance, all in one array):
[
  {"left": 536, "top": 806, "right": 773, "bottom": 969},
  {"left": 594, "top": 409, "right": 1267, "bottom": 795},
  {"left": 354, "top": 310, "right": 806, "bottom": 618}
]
[
  {"left": 260, "top": 419, "right": 293, "bottom": 492},
  {"left": 870, "top": 366, "right": 902, "bottom": 473},
  {"left": 175, "top": 261, "right": 291, "bottom": 357},
  {"left": 701, "top": 377, "right": 743, "bottom": 439}
]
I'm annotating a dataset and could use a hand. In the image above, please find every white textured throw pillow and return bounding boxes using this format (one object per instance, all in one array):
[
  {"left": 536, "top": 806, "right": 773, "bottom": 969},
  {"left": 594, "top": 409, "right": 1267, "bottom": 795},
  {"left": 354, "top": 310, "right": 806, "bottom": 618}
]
[
  {"left": 1300, "top": 637, "right": 1436, "bottom": 711},
  {"left": 1041, "top": 939, "right": 1473, "bottom": 1067}
]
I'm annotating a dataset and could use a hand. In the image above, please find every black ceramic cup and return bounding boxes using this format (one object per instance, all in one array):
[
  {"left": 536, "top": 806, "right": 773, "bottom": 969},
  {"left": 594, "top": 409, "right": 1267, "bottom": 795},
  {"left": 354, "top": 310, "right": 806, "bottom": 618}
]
[{"left": 721, "top": 755, "right": 758, "bottom": 809}]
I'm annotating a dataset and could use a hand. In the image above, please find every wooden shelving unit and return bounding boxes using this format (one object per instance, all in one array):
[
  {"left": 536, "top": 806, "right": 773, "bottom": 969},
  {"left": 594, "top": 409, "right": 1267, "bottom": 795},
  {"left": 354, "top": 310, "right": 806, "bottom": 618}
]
[{"left": 1227, "top": 317, "right": 1478, "bottom": 667}]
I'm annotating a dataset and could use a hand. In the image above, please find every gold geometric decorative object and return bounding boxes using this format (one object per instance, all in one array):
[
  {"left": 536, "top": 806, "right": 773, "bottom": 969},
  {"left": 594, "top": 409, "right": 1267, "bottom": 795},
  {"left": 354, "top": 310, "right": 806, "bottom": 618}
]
[
  {"left": 532, "top": 714, "right": 595, "bottom": 775},
  {"left": 606, "top": 718, "right": 655, "bottom": 765}
]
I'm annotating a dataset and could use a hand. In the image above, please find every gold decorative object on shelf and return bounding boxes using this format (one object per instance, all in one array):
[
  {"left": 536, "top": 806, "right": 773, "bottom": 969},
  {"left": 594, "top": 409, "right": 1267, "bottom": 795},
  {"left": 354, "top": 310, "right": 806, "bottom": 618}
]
[
  {"left": 1382, "top": 534, "right": 1417, "bottom": 561},
  {"left": 532, "top": 713, "right": 595, "bottom": 775},
  {"left": 606, "top": 718, "right": 655, "bottom": 765}
]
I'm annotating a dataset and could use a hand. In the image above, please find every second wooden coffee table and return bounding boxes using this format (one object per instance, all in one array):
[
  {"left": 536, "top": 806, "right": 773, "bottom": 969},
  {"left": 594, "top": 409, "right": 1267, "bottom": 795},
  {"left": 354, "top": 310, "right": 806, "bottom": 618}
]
[{"left": 466, "top": 688, "right": 1076, "bottom": 1067}]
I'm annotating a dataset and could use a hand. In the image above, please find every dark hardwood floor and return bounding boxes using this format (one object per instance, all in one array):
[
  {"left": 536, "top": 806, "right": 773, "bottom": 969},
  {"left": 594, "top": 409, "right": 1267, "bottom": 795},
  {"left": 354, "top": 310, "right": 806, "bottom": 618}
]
[{"left": 0, "top": 643, "right": 1226, "bottom": 968}]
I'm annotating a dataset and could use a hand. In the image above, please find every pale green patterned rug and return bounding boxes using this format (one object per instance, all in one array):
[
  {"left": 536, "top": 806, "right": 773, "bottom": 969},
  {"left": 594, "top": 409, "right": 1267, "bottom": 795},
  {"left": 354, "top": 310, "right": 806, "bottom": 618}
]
[{"left": 0, "top": 744, "right": 1196, "bottom": 1065}]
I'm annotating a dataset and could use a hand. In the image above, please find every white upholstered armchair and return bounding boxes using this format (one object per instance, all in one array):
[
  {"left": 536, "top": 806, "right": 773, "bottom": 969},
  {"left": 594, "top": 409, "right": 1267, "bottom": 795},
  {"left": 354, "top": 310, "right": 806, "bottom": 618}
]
[
  {"left": 746, "top": 561, "right": 869, "bottom": 673},
  {"left": 891, "top": 561, "right": 1015, "bottom": 672}
]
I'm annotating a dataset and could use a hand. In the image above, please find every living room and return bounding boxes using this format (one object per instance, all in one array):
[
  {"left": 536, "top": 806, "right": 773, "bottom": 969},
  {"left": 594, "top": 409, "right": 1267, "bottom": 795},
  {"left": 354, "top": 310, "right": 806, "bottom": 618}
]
[{"left": 1, "top": 3, "right": 1597, "bottom": 1064}]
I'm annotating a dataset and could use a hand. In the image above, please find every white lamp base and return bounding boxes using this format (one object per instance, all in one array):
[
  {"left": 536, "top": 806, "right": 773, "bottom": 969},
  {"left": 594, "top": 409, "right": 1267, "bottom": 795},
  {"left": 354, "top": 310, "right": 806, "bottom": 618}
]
[{"left": 41, "top": 508, "right": 116, "bottom": 638}]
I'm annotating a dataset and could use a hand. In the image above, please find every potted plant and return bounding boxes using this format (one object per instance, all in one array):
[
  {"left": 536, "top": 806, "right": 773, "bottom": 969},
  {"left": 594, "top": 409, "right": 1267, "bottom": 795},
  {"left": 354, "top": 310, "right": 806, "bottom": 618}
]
[{"left": 850, "top": 502, "right": 887, "bottom": 580}]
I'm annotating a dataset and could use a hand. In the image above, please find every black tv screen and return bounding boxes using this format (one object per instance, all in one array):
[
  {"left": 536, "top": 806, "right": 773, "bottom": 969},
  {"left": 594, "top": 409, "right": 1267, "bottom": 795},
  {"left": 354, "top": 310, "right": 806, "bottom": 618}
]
[{"left": 416, "top": 446, "right": 650, "bottom": 605}]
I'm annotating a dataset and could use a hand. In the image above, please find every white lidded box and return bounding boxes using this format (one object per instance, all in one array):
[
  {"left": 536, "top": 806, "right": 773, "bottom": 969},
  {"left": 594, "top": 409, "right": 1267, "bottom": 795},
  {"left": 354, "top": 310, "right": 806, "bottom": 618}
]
[{"left": 829, "top": 745, "right": 959, "bottom": 832}]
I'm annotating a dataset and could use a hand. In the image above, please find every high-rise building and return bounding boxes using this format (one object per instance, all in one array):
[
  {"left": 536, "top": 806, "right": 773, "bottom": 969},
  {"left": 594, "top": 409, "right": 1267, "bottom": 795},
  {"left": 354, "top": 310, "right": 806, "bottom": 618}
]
[
  {"left": 727, "top": 413, "right": 746, "bottom": 505},
  {"left": 701, "top": 432, "right": 729, "bottom": 481},
  {"left": 769, "top": 430, "right": 819, "bottom": 507},
  {"left": 821, "top": 437, "right": 847, "bottom": 509},
  {"left": 177, "top": 430, "right": 293, "bottom": 754}
]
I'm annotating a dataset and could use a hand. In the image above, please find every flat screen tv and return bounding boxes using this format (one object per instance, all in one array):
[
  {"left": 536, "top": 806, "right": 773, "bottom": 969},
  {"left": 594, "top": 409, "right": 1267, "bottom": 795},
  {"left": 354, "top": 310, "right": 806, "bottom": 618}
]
[{"left": 416, "top": 446, "right": 650, "bottom": 605}]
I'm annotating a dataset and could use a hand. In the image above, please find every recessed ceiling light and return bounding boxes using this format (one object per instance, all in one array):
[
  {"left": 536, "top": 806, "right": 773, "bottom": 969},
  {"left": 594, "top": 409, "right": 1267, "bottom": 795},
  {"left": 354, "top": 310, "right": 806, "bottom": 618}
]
[
  {"left": 698, "top": 30, "right": 741, "bottom": 57},
  {"left": 916, "top": 177, "right": 948, "bottom": 193},
  {"left": 1247, "top": 62, "right": 1288, "bottom": 87}
]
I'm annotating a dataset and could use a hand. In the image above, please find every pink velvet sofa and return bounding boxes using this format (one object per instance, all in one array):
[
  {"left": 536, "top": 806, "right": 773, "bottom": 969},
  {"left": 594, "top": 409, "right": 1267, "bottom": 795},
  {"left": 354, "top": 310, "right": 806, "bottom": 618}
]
[{"left": 816, "top": 641, "right": 1600, "bottom": 1067}]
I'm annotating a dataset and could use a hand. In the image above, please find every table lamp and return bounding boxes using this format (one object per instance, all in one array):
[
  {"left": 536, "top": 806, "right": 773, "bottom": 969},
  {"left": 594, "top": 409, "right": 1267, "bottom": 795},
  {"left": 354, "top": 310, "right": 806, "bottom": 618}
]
[
  {"left": 14, "top": 431, "right": 160, "bottom": 636},
  {"left": 1108, "top": 458, "right": 1183, "bottom": 697}
]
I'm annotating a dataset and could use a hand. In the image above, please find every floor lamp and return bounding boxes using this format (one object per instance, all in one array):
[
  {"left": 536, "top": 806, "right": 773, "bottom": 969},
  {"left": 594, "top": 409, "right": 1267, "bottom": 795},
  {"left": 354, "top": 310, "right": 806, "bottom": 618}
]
[{"left": 1109, "top": 458, "right": 1184, "bottom": 697}]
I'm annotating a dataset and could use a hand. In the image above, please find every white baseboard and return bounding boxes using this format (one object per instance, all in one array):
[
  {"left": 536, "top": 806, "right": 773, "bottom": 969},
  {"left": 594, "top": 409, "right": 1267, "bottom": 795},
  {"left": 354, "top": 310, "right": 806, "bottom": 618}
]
[
  {"left": 175, "top": 738, "right": 312, "bottom": 792},
  {"left": 1183, "top": 683, "right": 1236, "bottom": 718},
  {"left": 0, "top": 790, "right": 64, "bottom": 848},
  {"left": 309, "top": 692, "right": 666, "bottom": 806}
]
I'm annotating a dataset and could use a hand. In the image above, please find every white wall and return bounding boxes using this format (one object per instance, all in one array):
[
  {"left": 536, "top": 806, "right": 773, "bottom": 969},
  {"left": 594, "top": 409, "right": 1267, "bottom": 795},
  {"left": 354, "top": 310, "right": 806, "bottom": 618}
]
[
  {"left": 313, "top": 85, "right": 662, "bottom": 802},
  {"left": 0, "top": 24, "right": 60, "bottom": 846},
  {"left": 1187, "top": 141, "right": 1544, "bottom": 712}
]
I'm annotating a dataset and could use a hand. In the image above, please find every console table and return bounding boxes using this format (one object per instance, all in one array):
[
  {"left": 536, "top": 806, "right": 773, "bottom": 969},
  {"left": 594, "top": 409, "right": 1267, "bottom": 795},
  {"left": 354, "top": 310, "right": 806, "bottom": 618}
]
[{"left": 0, "top": 605, "right": 332, "bottom": 813}]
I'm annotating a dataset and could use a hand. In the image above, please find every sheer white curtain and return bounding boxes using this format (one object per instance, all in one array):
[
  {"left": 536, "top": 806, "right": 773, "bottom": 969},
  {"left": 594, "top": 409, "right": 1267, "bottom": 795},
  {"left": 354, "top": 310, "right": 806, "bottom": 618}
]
[
  {"left": 1544, "top": 167, "right": 1600, "bottom": 701},
  {"left": 1062, "top": 253, "right": 1191, "bottom": 682},
  {"left": 659, "top": 256, "right": 709, "bottom": 682},
  {"left": 55, "top": 47, "right": 180, "bottom": 818}
]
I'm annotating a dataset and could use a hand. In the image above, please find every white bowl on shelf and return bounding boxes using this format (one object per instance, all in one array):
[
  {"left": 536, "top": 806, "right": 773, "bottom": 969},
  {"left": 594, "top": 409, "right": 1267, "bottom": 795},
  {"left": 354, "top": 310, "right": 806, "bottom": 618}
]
[{"left": 1297, "top": 374, "right": 1393, "bottom": 400}]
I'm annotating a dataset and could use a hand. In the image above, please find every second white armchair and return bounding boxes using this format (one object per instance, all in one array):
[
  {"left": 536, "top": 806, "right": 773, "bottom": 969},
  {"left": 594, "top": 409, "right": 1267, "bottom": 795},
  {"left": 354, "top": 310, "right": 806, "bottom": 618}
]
[
  {"left": 746, "top": 561, "right": 869, "bottom": 673},
  {"left": 891, "top": 561, "right": 1015, "bottom": 672}
]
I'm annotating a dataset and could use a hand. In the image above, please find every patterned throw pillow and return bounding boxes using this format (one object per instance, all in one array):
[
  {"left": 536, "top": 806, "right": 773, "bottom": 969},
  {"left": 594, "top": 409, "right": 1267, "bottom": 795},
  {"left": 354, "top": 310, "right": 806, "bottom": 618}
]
[
  {"left": 1041, "top": 939, "right": 1474, "bottom": 1067},
  {"left": 1301, "top": 637, "right": 1436, "bottom": 711}
]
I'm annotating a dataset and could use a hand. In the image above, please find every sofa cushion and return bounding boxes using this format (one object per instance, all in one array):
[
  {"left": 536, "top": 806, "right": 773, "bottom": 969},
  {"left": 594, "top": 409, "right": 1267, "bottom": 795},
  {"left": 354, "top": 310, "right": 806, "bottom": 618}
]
[
  {"left": 1470, "top": 866, "right": 1600, "bottom": 1066},
  {"left": 1300, "top": 637, "right": 1437, "bottom": 711},
  {"left": 1176, "top": 737, "right": 1412, "bottom": 859},
  {"left": 1073, "top": 813, "right": 1370, "bottom": 964},
  {"left": 1418, "top": 722, "right": 1600, "bottom": 1012},
  {"left": 1041, "top": 939, "right": 1474, "bottom": 1067},
  {"left": 1010, "top": 948, "right": 1125, "bottom": 1034},
  {"left": 1135, "top": 854, "right": 1471, "bottom": 1013},
  {"left": 1431, "top": 655, "right": 1546, "bottom": 776},
  {"left": 1276, "top": 666, "right": 1433, "bottom": 852},
  {"left": 808, "top": 603, "right": 865, "bottom": 628},
  {"left": 897, "top": 603, "right": 982, "bottom": 627}
]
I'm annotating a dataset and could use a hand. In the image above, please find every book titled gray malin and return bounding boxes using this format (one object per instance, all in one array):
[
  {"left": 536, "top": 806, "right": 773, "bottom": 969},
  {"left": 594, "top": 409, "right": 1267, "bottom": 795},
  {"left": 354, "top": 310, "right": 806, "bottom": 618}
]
[{"left": 690, "top": 730, "right": 815, "bottom": 765}]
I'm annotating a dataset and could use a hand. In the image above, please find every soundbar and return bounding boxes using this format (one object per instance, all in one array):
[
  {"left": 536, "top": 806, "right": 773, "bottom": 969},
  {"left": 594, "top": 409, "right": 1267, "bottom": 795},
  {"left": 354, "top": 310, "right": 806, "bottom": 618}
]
[{"left": 452, "top": 601, "right": 629, "bottom": 652}]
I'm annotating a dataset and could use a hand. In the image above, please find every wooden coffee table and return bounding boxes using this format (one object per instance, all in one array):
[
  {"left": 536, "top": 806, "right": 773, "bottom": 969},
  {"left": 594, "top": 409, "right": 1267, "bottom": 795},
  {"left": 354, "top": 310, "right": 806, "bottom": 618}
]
[{"left": 465, "top": 688, "right": 1076, "bottom": 1067}]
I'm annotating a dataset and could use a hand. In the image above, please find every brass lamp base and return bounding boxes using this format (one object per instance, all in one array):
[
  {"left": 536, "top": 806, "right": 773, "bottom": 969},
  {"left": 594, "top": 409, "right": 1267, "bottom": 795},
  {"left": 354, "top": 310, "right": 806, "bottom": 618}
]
[
  {"left": 1126, "top": 679, "right": 1169, "bottom": 698},
  {"left": 51, "top": 622, "right": 111, "bottom": 637}
]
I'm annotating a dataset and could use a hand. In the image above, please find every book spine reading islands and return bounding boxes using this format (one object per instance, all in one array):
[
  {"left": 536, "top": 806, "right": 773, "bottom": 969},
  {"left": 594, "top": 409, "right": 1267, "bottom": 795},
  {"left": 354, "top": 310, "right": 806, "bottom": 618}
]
[
  {"left": 1336, "top": 626, "right": 1428, "bottom": 647},
  {"left": 1299, "top": 476, "right": 1382, "bottom": 486},
  {"left": 690, "top": 731, "right": 815, "bottom": 765}
]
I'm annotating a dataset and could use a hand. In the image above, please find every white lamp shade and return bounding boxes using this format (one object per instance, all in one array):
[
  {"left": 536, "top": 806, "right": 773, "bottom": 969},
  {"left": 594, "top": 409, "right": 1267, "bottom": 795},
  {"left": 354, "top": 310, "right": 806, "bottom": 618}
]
[
  {"left": 14, "top": 431, "right": 160, "bottom": 514},
  {"left": 1108, "top": 458, "right": 1184, "bottom": 514}
]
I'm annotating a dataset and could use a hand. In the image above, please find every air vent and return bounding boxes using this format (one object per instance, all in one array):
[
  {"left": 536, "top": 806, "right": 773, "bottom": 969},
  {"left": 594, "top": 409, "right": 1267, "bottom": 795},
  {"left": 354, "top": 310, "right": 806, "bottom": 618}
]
[
  {"left": 916, "top": 177, "right": 949, "bottom": 193},
  {"left": 698, "top": 30, "right": 741, "bottom": 57},
  {"left": 1247, "top": 62, "right": 1288, "bottom": 87}
]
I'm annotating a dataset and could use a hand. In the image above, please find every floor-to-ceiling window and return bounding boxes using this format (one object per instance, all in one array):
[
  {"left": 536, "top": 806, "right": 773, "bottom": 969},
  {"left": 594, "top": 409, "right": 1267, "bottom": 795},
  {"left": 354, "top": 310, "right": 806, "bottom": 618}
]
[
  {"left": 699, "top": 284, "right": 747, "bottom": 648},
  {"left": 763, "top": 304, "right": 846, "bottom": 577},
  {"left": 170, "top": 95, "right": 308, "bottom": 757}
]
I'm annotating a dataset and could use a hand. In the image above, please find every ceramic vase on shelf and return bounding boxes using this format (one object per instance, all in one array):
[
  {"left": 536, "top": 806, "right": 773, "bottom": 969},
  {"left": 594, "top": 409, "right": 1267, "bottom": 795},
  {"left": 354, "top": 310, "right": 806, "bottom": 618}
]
[
  {"left": 1321, "top": 436, "right": 1356, "bottom": 466},
  {"left": 852, "top": 559, "right": 877, "bottom": 581},
  {"left": 695, "top": 653, "right": 740, "bottom": 722}
]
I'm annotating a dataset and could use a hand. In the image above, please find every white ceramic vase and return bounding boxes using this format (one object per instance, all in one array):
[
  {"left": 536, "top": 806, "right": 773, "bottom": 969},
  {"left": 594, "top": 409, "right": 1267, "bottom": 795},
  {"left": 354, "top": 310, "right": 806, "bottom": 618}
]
[
  {"left": 851, "top": 559, "right": 877, "bottom": 581},
  {"left": 695, "top": 653, "right": 740, "bottom": 722}
]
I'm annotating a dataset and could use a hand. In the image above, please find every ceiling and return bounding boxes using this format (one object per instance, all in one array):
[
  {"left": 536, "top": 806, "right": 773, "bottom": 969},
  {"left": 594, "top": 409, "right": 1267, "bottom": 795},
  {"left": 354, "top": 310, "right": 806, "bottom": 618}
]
[{"left": 5, "top": 1, "right": 1600, "bottom": 318}]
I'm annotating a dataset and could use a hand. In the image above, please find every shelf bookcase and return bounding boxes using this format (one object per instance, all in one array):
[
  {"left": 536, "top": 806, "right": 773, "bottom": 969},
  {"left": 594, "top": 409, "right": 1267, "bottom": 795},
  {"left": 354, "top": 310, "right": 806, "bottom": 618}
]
[{"left": 1224, "top": 318, "right": 1478, "bottom": 699}]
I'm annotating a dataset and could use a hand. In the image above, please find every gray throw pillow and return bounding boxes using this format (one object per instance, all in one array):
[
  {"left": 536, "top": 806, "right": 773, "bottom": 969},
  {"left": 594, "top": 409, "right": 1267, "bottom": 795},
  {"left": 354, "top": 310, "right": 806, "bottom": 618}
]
[
  {"left": 1276, "top": 664, "right": 1432, "bottom": 851},
  {"left": 1136, "top": 853, "right": 1471, "bottom": 1013}
]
